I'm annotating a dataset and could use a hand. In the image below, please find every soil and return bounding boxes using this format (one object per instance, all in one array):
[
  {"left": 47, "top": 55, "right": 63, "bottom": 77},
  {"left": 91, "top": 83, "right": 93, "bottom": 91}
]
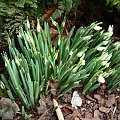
[
  {"left": 0, "top": 0, "right": 120, "bottom": 119},
  {"left": 12, "top": 89, "right": 120, "bottom": 120}
]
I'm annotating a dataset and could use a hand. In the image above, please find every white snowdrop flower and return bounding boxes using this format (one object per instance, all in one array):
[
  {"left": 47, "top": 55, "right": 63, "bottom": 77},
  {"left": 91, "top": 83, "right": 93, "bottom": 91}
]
[
  {"left": 71, "top": 91, "right": 82, "bottom": 109},
  {"left": 55, "top": 52, "right": 58, "bottom": 60},
  {"left": 82, "top": 60, "right": 85, "bottom": 65},
  {"left": 106, "top": 63, "right": 110, "bottom": 68},
  {"left": 58, "top": 38, "right": 60, "bottom": 46},
  {"left": 37, "top": 25, "right": 40, "bottom": 33},
  {"left": 94, "top": 25, "right": 102, "bottom": 31},
  {"left": 72, "top": 66, "right": 78, "bottom": 73},
  {"left": 83, "top": 35, "right": 92, "bottom": 40},
  {"left": 101, "top": 52, "right": 109, "bottom": 61},
  {"left": 37, "top": 19, "right": 40, "bottom": 32},
  {"left": 18, "top": 31, "right": 22, "bottom": 38},
  {"left": 101, "top": 61, "right": 108, "bottom": 66},
  {"left": 15, "top": 57, "right": 20, "bottom": 66},
  {"left": 106, "top": 53, "right": 112, "bottom": 61},
  {"left": 103, "top": 41, "right": 109, "bottom": 45},
  {"left": 77, "top": 52, "right": 83, "bottom": 57},
  {"left": 25, "top": 33, "right": 30, "bottom": 42},
  {"left": 97, "top": 46, "right": 106, "bottom": 51},
  {"left": 98, "top": 75, "right": 105, "bottom": 83},
  {"left": 70, "top": 51, "right": 73, "bottom": 56},
  {"left": 108, "top": 25, "right": 113, "bottom": 35},
  {"left": 26, "top": 20, "right": 30, "bottom": 29},
  {"left": 114, "top": 42, "right": 120, "bottom": 50},
  {"left": 66, "top": 46, "right": 69, "bottom": 50},
  {"left": 0, "top": 81, "right": 5, "bottom": 89}
]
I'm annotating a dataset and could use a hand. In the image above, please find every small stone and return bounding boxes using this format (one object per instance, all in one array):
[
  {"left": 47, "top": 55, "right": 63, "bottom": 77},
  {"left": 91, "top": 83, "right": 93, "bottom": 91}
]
[
  {"left": 94, "top": 110, "right": 100, "bottom": 118},
  {"left": 99, "top": 106, "right": 110, "bottom": 113}
]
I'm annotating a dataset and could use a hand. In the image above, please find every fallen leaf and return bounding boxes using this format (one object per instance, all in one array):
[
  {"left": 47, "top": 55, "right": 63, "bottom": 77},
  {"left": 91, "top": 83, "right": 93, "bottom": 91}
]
[
  {"left": 50, "top": 28, "right": 58, "bottom": 39},
  {"left": 71, "top": 91, "right": 82, "bottom": 109},
  {"left": 80, "top": 118, "right": 92, "bottom": 120},
  {"left": 99, "top": 106, "right": 110, "bottom": 113},
  {"left": 92, "top": 117, "right": 100, "bottom": 120},
  {"left": 106, "top": 94, "right": 115, "bottom": 107},
  {"left": 86, "top": 95, "right": 96, "bottom": 102},
  {"left": 0, "top": 98, "right": 20, "bottom": 120},
  {"left": 62, "top": 106, "right": 73, "bottom": 117},
  {"left": 72, "top": 109, "right": 81, "bottom": 118},
  {"left": 75, "top": 117, "right": 80, "bottom": 120},
  {"left": 45, "top": 97, "right": 53, "bottom": 106},
  {"left": 65, "top": 114, "right": 73, "bottom": 120},
  {"left": 94, "top": 94, "right": 101, "bottom": 101},
  {"left": 28, "top": 117, "right": 36, "bottom": 120},
  {"left": 38, "top": 99, "right": 47, "bottom": 115},
  {"left": 81, "top": 108, "right": 86, "bottom": 116},
  {"left": 118, "top": 114, "right": 120, "bottom": 120},
  {"left": 42, "top": 6, "right": 56, "bottom": 20},
  {"left": 48, "top": 80, "right": 58, "bottom": 97},
  {"left": 2, "top": 111, "right": 15, "bottom": 120},
  {"left": 85, "top": 111, "right": 92, "bottom": 119}
]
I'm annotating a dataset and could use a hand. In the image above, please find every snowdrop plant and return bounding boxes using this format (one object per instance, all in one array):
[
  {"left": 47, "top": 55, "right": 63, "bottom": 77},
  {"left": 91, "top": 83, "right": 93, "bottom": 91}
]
[{"left": 1, "top": 19, "right": 120, "bottom": 109}]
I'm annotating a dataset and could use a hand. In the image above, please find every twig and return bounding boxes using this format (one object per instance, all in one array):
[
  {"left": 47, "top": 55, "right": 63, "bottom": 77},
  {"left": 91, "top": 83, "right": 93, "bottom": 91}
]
[
  {"left": 53, "top": 99, "right": 64, "bottom": 120},
  {"left": 38, "top": 108, "right": 51, "bottom": 120}
]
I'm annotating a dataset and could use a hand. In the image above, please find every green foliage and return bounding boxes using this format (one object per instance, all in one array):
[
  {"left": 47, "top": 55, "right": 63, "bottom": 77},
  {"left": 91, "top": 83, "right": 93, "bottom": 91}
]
[
  {"left": 1, "top": 19, "right": 120, "bottom": 109},
  {"left": 106, "top": 0, "right": 120, "bottom": 12},
  {"left": 0, "top": 0, "right": 45, "bottom": 48},
  {"left": 106, "top": 42, "right": 120, "bottom": 93},
  {"left": 52, "top": 0, "right": 80, "bottom": 19}
]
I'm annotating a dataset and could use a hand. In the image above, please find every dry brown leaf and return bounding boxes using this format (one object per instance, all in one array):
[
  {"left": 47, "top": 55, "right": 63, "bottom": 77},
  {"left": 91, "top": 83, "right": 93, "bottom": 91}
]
[
  {"left": 65, "top": 114, "right": 73, "bottom": 120},
  {"left": 92, "top": 117, "right": 100, "bottom": 120},
  {"left": 38, "top": 99, "right": 47, "bottom": 115},
  {"left": 86, "top": 95, "right": 96, "bottom": 102},
  {"left": 118, "top": 114, "right": 120, "bottom": 120},
  {"left": 72, "top": 109, "right": 81, "bottom": 118},
  {"left": 99, "top": 106, "right": 110, "bottom": 113},
  {"left": 80, "top": 118, "right": 92, "bottom": 120},
  {"left": 42, "top": 6, "right": 56, "bottom": 20},
  {"left": 0, "top": 98, "right": 19, "bottom": 120},
  {"left": 62, "top": 106, "right": 73, "bottom": 117},
  {"left": 28, "top": 117, "right": 36, "bottom": 120},
  {"left": 85, "top": 111, "right": 92, "bottom": 119},
  {"left": 48, "top": 80, "right": 58, "bottom": 98},
  {"left": 75, "top": 117, "right": 80, "bottom": 120},
  {"left": 94, "top": 94, "right": 101, "bottom": 101},
  {"left": 106, "top": 94, "right": 115, "bottom": 107},
  {"left": 50, "top": 28, "right": 58, "bottom": 39}
]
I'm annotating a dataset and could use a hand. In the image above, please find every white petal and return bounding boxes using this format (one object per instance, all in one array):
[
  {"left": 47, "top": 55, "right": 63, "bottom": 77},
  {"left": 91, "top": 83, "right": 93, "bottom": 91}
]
[
  {"left": 101, "top": 61, "right": 108, "bottom": 66},
  {"left": 77, "top": 52, "right": 83, "bottom": 57},
  {"left": 94, "top": 26, "right": 102, "bottom": 31},
  {"left": 108, "top": 25, "right": 113, "bottom": 34},
  {"left": 82, "top": 60, "right": 85, "bottom": 65},
  {"left": 97, "top": 46, "right": 106, "bottom": 51},
  {"left": 70, "top": 51, "right": 73, "bottom": 56},
  {"left": 71, "top": 91, "right": 82, "bottom": 109},
  {"left": 98, "top": 75, "right": 105, "bottom": 83},
  {"left": 26, "top": 20, "right": 30, "bottom": 29},
  {"left": 72, "top": 66, "right": 78, "bottom": 73}
]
